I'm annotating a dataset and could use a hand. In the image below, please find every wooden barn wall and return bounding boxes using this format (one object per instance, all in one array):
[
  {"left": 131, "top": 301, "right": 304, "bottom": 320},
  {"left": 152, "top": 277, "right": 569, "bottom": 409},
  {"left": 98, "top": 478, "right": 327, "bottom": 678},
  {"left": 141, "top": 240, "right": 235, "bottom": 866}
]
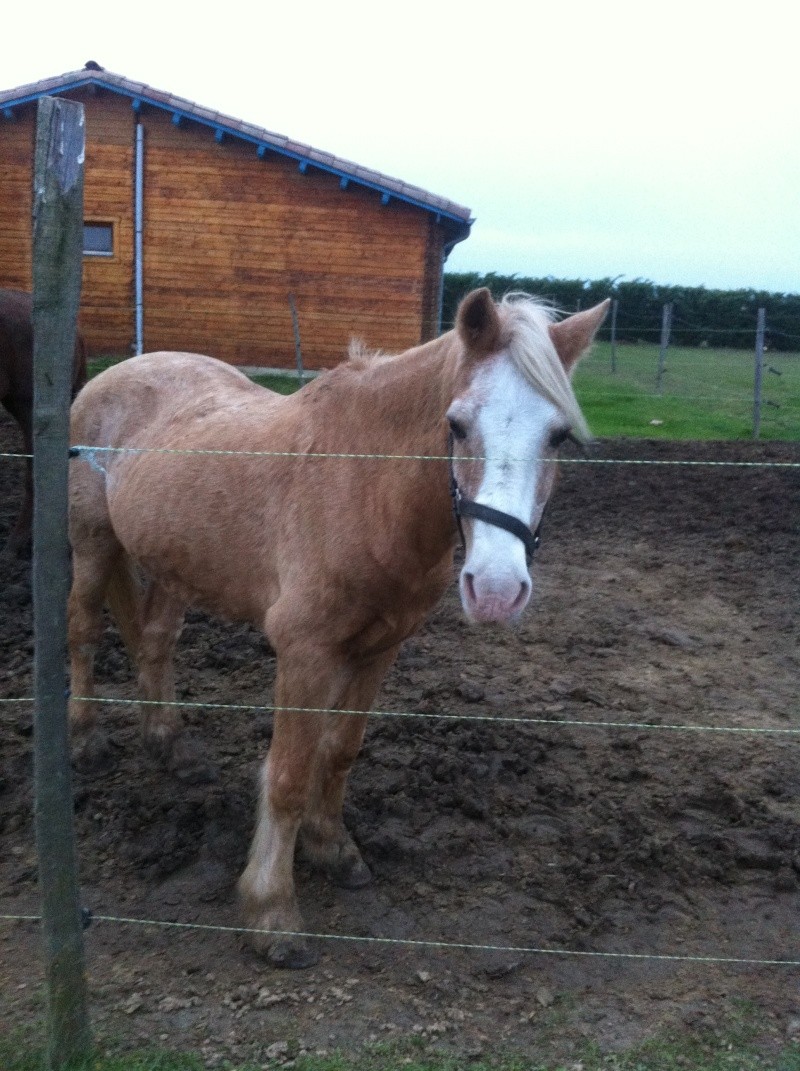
[
  {"left": 0, "top": 116, "right": 34, "bottom": 292},
  {"left": 140, "top": 107, "right": 432, "bottom": 368},
  {"left": 76, "top": 91, "right": 135, "bottom": 355},
  {"left": 0, "top": 92, "right": 135, "bottom": 357},
  {"left": 1, "top": 88, "right": 451, "bottom": 366}
]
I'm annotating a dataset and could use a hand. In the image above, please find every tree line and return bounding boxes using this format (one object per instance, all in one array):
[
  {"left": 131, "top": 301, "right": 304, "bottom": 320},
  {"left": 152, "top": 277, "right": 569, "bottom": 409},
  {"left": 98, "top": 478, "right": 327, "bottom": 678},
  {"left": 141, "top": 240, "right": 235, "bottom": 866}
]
[{"left": 442, "top": 273, "right": 800, "bottom": 351}]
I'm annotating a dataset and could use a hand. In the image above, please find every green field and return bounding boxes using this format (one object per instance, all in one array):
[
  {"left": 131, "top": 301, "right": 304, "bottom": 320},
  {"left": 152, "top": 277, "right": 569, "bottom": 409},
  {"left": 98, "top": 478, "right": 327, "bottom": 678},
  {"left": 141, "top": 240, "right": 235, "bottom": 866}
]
[
  {"left": 89, "top": 343, "right": 799, "bottom": 442},
  {"left": 575, "top": 341, "right": 799, "bottom": 440}
]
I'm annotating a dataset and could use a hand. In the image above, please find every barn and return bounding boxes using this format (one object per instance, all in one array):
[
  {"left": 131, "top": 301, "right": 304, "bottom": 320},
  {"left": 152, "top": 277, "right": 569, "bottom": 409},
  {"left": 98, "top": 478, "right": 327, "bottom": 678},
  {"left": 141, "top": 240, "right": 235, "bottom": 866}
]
[{"left": 0, "top": 63, "right": 472, "bottom": 368}]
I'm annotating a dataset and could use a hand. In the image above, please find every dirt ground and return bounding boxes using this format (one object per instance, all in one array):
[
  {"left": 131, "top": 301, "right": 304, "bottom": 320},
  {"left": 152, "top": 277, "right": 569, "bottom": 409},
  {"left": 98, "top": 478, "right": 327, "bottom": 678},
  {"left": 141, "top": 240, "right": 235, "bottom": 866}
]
[{"left": 1, "top": 409, "right": 799, "bottom": 1068}]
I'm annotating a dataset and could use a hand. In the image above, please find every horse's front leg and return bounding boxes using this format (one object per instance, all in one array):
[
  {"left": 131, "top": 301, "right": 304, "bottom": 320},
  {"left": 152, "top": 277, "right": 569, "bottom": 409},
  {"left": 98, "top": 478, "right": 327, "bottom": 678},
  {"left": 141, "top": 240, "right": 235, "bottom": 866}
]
[
  {"left": 298, "top": 649, "right": 400, "bottom": 888},
  {"left": 238, "top": 646, "right": 397, "bottom": 969},
  {"left": 239, "top": 701, "right": 326, "bottom": 969}
]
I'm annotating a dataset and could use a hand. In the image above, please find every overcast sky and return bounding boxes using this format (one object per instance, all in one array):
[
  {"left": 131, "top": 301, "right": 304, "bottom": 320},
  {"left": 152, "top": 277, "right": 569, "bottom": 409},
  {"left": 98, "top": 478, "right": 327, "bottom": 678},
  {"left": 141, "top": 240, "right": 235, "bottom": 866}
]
[{"left": 4, "top": 0, "right": 798, "bottom": 294}]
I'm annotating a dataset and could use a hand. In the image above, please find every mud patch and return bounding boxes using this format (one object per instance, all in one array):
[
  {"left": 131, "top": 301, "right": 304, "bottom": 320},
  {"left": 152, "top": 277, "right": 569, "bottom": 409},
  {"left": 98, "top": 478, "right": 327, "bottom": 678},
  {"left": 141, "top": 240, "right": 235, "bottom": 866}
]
[{"left": 1, "top": 411, "right": 799, "bottom": 1065}]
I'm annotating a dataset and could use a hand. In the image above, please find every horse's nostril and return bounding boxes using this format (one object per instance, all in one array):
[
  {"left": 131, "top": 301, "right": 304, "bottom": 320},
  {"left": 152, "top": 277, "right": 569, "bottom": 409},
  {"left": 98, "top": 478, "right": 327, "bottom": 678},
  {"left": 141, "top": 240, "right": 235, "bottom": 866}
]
[{"left": 512, "top": 580, "right": 531, "bottom": 613}]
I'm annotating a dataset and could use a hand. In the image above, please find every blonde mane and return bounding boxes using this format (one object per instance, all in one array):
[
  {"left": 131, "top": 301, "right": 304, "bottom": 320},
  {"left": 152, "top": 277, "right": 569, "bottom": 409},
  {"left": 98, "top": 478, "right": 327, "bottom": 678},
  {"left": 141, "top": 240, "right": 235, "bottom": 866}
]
[
  {"left": 344, "top": 292, "right": 590, "bottom": 440},
  {"left": 497, "top": 293, "right": 591, "bottom": 441}
]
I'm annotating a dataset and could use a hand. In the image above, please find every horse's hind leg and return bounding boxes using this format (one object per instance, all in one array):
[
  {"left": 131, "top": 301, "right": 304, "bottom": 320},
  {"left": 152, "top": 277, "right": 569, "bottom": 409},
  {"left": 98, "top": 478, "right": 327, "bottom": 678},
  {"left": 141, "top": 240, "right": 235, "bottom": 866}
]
[
  {"left": 5, "top": 414, "right": 33, "bottom": 558},
  {"left": 68, "top": 534, "right": 125, "bottom": 771},
  {"left": 136, "top": 583, "right": 215, "bottom": 784}
]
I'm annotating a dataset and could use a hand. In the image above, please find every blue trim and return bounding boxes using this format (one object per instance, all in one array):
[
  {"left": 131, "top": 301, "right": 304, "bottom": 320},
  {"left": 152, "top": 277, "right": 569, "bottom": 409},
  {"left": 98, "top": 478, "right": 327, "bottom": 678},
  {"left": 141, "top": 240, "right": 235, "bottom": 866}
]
[
  {"left": 132, "top": 98, "right": 142, "bottom": 112},
  {"left": 381, "top": 193, "right": 391, "bottom": 206},
  {"left": 0, "top": 76, "right": 473, "bottom": 237},
  {"left": 2, "top": 107, "right": 14, "bottom": 120},
  {"left": 340, "top": 177, "right": 349, "bottom": 191},
  {"left": 257, "top": 145, "right": 268, "bottom": 159},
  {"left": 171, "top": 112, "right": 182, "bottom": 126},
  {"left": 298, "top": 160, "right": 309, "bottom": 175}
]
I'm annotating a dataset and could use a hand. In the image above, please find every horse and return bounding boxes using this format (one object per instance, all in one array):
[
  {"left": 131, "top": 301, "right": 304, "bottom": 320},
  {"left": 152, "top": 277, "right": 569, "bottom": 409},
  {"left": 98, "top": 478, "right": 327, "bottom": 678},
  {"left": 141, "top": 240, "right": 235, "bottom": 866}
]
[
  {"left": 68, "top": 287, "right": 608, "bottom": 968},
  {"left": 0, "top": 288, "right": 87, "bottom": 557}
]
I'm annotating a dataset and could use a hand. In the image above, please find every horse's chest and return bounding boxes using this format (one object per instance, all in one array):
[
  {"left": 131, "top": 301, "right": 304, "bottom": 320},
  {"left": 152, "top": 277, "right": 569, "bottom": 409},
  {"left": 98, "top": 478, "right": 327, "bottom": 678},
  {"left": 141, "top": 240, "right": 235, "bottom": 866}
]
[{"left": 345, "top": 559, "right": 452, "bottom": 660}]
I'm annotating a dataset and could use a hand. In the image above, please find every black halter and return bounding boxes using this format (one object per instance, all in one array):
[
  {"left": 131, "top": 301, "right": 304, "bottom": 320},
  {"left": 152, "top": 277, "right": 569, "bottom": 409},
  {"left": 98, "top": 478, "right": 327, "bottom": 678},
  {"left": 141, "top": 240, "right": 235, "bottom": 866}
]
[{"left": 447, "top": 432, "right": 542, "bottom": 565}]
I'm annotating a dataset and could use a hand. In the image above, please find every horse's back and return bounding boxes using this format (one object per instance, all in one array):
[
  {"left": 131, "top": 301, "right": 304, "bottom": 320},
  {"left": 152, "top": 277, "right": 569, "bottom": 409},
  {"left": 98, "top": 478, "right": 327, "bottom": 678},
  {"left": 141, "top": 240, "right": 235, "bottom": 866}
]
[{"left": 72, "top": 351, "right": 272, "bottom": 449}]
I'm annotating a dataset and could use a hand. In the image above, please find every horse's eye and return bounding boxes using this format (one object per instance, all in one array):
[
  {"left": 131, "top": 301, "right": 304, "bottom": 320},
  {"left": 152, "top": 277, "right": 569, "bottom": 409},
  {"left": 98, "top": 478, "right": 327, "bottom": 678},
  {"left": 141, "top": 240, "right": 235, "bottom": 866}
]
[
  {"left": 448, "top": 417, "right": 467, "bottom": 441},
  {"left": 549, "top": 427, "right": 572, "bottom": 449}
]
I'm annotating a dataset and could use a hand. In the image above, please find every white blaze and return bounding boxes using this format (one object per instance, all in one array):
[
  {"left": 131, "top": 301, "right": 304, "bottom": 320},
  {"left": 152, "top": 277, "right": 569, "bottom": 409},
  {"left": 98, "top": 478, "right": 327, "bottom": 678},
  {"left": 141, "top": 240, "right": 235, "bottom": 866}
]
[{"left": 450, "top": 356, "right": 561, "bottom": 624}]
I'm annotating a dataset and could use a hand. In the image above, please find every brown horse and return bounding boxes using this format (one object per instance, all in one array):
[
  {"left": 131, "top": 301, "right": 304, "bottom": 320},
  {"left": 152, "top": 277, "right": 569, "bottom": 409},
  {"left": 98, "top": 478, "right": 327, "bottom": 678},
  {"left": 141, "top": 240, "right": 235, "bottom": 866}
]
[
  {"left": 0, "top": 288, "right": 87, "bottom": 556},
  {"left": 68, "top": 288, "right": 608, "bottom": 968}
]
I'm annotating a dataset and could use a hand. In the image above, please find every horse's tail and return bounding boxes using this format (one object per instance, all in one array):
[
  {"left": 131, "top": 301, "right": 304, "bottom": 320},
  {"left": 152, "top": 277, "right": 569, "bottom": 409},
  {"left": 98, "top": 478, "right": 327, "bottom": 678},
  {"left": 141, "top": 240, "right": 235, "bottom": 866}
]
[{"left": 105, "top": 553, "right": 144, "bottom": 659}]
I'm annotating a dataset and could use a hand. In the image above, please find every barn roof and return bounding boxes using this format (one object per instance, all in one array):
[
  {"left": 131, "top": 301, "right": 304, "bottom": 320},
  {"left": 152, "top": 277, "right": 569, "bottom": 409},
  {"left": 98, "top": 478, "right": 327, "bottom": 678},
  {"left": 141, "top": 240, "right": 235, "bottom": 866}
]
[{"left": 0, "top": 63, "right": 473, "bottom": 247}]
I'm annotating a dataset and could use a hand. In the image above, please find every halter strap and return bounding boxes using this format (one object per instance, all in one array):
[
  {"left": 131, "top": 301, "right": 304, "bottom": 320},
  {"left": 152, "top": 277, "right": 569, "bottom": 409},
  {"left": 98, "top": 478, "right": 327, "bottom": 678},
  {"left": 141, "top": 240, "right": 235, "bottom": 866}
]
[{"left": 447, "top": 432, "right": 542, "bottom": 565}]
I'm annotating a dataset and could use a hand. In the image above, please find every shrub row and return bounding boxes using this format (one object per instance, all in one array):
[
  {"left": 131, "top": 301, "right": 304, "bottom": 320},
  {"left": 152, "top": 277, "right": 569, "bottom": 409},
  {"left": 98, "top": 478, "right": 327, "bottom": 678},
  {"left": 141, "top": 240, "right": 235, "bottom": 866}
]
[{"left": 442, "top": 273, "right": 800, "bottom": 351}]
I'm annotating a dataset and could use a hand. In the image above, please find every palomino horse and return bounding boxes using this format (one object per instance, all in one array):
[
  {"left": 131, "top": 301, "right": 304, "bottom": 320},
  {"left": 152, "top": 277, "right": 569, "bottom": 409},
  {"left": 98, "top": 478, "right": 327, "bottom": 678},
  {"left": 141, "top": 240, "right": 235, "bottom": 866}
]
[
  {"left": 68, "top": 288, "right": 608, "bottom": 968},
  {"left": 0, "top": 288, "right": 87, "bottom": 556}
]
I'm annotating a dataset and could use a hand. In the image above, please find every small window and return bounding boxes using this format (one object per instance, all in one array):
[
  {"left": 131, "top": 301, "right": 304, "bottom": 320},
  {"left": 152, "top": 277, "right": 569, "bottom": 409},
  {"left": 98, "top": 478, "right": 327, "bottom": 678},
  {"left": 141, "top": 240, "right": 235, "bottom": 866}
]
[{"left": 83, "top": 222, "right": 114, "bottom": 256}]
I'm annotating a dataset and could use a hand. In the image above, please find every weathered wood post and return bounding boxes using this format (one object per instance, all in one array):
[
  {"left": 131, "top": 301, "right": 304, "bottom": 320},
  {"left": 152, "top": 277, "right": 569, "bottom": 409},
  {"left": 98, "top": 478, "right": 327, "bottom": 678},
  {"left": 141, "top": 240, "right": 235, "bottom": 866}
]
[
  {"left": 32, "top": 96, "right": 92, "bottom": 1069},
  {"left": 610, "top": 298, "right": 619, "bottom": 374},
  {"left": 752, "top": 307, "right": 766, "bottom": 440},
  {"left": 656, "top": 302, "right": 672, "bottom": 393}
]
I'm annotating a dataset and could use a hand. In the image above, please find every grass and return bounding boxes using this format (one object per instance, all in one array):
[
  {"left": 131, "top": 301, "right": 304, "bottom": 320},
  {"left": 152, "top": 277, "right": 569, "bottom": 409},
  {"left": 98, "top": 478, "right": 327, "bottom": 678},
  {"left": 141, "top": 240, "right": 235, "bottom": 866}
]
[
  {"left": 575, "top": 342, "right": 800, "bottom": 441},
  {"left": 3, "top": 1012, "right": 799, "bottom": 1071},
  {"left": 87, "top": 343, "right": 800, "bottom": 442}
]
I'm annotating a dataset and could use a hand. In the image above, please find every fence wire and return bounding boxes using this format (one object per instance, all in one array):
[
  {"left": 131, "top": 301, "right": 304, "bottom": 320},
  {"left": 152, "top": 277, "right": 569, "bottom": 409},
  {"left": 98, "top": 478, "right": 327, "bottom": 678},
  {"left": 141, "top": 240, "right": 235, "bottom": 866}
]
[
  {"left": 2, "top": 912, "right": 798, "bottom": 968},
  {"left": 1, "top": 443, "right": 799, "bottom": 467},
  {"left": 2, "top": 694, "right": 797, "bottom": 739}
]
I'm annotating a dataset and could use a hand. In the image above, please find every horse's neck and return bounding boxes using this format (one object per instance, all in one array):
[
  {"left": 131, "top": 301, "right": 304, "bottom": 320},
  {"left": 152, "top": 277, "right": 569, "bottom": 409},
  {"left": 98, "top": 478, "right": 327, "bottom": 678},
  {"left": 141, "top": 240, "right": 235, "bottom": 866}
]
[
  {"left": 307, "top": 335, "right": 460, "bottom": 563},
  {"left": 308, "top": 334, "right": 458, "bottom": 454}
]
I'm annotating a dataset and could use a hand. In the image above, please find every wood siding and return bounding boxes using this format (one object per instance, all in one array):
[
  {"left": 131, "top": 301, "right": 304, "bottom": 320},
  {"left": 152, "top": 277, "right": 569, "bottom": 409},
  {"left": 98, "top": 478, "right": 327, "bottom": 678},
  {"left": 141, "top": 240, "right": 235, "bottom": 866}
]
[{"left": 0, "top": 88, "right": 450, "bottom": 367}]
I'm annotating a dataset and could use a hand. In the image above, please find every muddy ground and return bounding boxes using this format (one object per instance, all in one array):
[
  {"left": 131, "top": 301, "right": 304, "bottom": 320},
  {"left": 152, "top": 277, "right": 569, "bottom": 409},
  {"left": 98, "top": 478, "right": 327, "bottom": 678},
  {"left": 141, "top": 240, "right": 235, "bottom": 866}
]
[{"left": 1, "top": 409, "right": 799, "bottom": 1067}]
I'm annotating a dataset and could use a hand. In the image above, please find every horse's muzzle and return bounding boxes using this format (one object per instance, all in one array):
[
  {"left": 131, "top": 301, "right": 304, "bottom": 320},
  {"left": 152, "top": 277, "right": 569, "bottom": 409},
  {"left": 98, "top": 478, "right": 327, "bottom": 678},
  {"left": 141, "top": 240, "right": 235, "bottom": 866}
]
[{"left": 459, "top": 568, "right": 532, "bottom": 624}]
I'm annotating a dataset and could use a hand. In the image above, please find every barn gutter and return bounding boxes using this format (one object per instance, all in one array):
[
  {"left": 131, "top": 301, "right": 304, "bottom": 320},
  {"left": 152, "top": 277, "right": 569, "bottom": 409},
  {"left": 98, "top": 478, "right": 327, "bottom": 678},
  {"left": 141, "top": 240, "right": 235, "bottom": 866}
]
[{"left": 134, "top": 122, "right": 144, "bottom": 354}]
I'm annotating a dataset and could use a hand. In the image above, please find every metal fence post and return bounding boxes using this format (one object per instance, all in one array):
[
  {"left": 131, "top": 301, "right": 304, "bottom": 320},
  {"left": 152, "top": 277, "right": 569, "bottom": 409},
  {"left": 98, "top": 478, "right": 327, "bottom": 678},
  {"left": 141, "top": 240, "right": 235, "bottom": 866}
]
[
  {"left": 753, "top": 307, "right": 766, "bottom": 440},
  {"left": 32, "top": 95, "right": 92, "bottom": 1070}
]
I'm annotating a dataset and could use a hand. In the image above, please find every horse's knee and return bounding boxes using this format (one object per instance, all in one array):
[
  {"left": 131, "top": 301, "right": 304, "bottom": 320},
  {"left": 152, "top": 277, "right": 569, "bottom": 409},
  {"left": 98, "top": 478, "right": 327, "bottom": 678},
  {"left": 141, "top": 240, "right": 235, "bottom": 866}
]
[{"left": 268, "top": 763, "right": 314, "bottom": 821}]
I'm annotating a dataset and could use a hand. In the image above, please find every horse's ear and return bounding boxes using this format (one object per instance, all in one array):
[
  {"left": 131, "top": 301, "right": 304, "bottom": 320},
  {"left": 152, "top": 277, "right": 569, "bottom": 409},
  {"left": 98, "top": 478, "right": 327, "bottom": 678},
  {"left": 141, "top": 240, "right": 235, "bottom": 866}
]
[
  {"left": 456, "top": 288, "right": 501, "bottom": 355},
  {"left": 549, "top": 299, "right": 610, "bottom": 375}
]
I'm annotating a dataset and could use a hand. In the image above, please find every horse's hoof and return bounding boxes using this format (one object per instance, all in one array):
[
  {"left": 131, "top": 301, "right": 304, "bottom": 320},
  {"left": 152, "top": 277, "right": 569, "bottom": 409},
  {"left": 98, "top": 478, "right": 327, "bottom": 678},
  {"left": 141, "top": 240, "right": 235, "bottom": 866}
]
[
  {"left": 265, "top": 937, "right": 320, "bottom": 970},
  {"left": 168, "top": 737, "right": 219, "bottom": 784},
  {"left": 169, "top": 745, "right": 219, "bottom": 788},
  {"left": 73, "top": 729, "right": 117, "bottom": 776},
  {"left": 329, "top": 854, "right": 372, "bottom": 890}
]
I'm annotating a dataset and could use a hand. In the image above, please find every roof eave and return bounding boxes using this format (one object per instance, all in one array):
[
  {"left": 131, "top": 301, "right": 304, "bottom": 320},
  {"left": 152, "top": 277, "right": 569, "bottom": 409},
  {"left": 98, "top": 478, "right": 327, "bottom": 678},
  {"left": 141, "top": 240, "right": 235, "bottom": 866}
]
[{"left": 0, "top": 71, "right": 473, "bottom": 233}]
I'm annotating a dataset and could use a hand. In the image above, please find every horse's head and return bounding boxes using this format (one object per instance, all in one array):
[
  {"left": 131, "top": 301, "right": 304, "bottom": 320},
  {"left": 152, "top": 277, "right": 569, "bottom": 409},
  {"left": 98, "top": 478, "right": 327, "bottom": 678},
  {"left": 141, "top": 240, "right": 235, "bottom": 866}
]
[{"left": 447, "top": 288, "right": 608, "bottom": 625}]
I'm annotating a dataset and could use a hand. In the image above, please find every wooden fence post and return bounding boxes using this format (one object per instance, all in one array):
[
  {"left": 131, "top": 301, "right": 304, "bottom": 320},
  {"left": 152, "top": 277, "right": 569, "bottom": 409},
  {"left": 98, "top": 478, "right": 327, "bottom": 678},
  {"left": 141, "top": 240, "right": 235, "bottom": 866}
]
[
  {"left": 753, "top": 307, "right": 766, "bottom": 440},
  {"left": 610, "top": 298, "right": 619, "bottom": 374},
  {"left": 288, "top": 293, "right": 304, "bottom": 385},
  {"left": 656, "top": 302, "right": 673, "bottom": 393},
  {"left": 32, "top": 96, "right": 92, "bottom": 1070}
]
